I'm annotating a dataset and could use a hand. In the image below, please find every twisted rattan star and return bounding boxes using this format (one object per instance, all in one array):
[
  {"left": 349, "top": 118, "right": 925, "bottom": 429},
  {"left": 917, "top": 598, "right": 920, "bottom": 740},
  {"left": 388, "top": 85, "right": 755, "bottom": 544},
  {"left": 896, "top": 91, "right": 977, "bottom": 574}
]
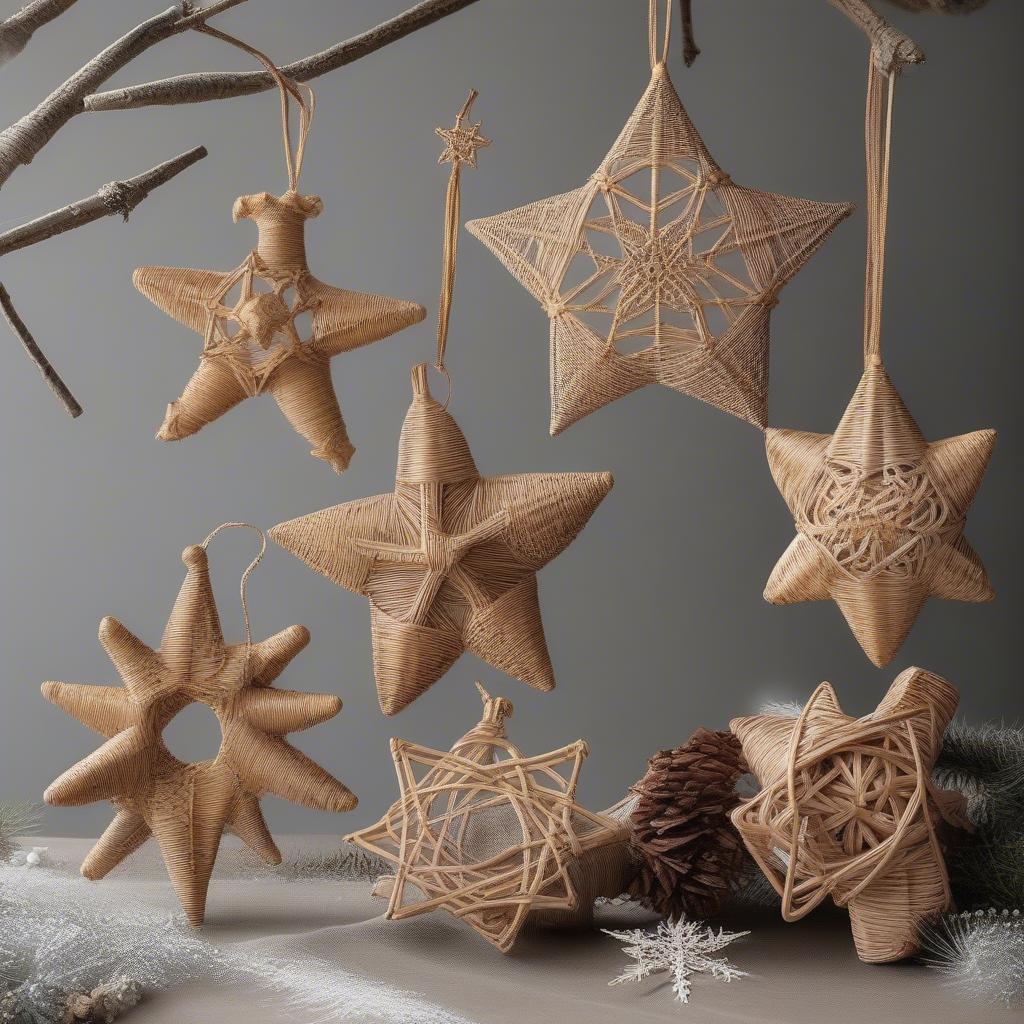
[
  {"left": 135, "top": 190, "right": 425, "bottom": 473},
  {"left": 764, "top": 359, "right": 996, "bottom": 666},
  {"left": 730, "top": 667, "right": 967, "bottom": 963},
  {"left": 436, "top": 117, "right": 490, "bottom": 168},
  {"left": 467, "top": 61, "right": 851, "bottom": 434},
  {"left": 42, "top": 540, "right": 356, "bottom": 926},
  {"left": 346, "top": 685, "right": 625, "bottom": 952}
]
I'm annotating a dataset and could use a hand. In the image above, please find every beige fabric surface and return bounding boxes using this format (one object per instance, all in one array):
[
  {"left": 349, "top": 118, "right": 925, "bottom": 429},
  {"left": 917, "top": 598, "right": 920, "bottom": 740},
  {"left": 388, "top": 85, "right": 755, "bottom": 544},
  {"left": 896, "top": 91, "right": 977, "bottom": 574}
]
[{"left": 24, "top": 837, "right": 1011, "bottom": 1024}]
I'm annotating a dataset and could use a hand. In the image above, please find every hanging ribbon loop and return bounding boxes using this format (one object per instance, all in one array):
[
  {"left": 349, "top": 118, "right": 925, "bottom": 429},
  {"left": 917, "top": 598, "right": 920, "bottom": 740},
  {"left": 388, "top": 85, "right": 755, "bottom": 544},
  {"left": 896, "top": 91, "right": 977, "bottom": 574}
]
[{"left": 648, "top": 0, "right": 673, "bottom": 68}]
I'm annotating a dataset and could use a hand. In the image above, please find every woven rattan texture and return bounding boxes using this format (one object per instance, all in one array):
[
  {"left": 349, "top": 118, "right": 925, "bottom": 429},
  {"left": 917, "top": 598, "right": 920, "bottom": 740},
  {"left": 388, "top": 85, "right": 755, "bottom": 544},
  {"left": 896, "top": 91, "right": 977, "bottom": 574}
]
[
  {"left": 270, "top": 363, "right": 613, "bottom": 715},
  {"left": 730, "top": 666, "right": 966, "bottom": 963},
  {"left": 467, "top": 44, "right": 850, "bottom": 434},
  {"left": 346, "top": 685, "right": 628, "bottom": 953},
  {"left": 41, "top": 538, "right": 356, "bottom": 926}
]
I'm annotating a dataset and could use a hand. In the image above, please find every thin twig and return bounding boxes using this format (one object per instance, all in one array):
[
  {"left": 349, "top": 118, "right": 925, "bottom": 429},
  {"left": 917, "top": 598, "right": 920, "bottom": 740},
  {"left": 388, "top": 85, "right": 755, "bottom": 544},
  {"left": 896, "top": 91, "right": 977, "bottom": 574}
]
[
  {"left": 0, "top": 1, "right": 246, "bottom": 188},
  {"left": 0, "top": 282, "right": 81, "bottom": 417},
  {"left": 84, "top": 0, "right": 483, "bottom": 111},
  {"left": 829, "top": 0, "right": 925, "bottom": 71},
  {"left": 0, "top": 0, "right": 78, "bottom": 65},
  {"left": 0, "top": 145, "right": 207, "bottom": 258},
  {"left": 680, "top": 0, "right": 700, "bottom": 67}
]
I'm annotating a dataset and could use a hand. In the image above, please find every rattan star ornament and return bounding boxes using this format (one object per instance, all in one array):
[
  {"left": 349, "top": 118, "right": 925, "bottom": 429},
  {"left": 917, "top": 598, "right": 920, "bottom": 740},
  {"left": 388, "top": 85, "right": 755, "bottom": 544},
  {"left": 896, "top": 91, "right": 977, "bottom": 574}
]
[
  {"left": 270, "top": 92, "right": 613, "bottom": 715},
  {"left": 730, "top": 666, "right": 967, "bottom": 963},
  {"left": 346, "top": 684, "right": 627, "bottom": 952},
  {"left": 134, "top": 34, "right": 424, "bottom": 473},
  {"left": 41, "top": 524, "right": 356, "bottom": 926},
  {"left": 764, "top": 61, "right": 995, "bottom": 666},
  {"left": 466, "top": 0, "right": 851, "bottom": 434}
]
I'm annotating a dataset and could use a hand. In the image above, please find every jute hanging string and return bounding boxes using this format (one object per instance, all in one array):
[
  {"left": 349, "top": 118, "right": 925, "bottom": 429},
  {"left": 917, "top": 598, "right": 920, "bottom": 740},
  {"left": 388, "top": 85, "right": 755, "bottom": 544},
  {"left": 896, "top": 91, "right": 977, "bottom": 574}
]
[
  {"left": 270, "top": 94, "right": 613, "bottom": 715},
  {"left": 132, "top": 31, "right": 425, "bottom": 475},
  {"left": 42, "top": 522, "right": 355, "bottom": 926},
  {"left": 761, "top": 54, "right": 996, "bottom": 667}
]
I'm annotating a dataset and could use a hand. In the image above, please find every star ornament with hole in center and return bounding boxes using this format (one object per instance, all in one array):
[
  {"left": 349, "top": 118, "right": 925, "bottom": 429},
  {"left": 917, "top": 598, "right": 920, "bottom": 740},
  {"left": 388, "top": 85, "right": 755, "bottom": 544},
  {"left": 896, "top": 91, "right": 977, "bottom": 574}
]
[
  {"left": 41, "top": 543, "right": 356, "bottom": 926},
  {"left": 730, "top": 667, "right": 968, "bottom": 963},
  {"left": 764, "top": 359, "right": 996, "bottom": 666},
  {"left": 134, "top": 189, "right": 425, "bottom": 473},
  {"left": 346, "top": 685, "right": 627, "bottom": 952},
  {"left": 466, "top": 61, "right": 852, "bottom": 434},
  {"left": 270, "top": 363, "right": 613, "bottom": 715}
]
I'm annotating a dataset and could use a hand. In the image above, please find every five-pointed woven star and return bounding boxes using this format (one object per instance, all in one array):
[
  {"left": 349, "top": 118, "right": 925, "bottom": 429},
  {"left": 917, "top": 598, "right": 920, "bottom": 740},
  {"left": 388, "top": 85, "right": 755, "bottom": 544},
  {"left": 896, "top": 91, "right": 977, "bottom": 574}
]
[
  {"left": 346, "top": 685, "right": 625, "bottom": 952},
  {"left": 135, "top": 189, "right": 425, "bottom": 474},
  {"left": 730, "top": 667, "right": 966, "bottom": 963},
  {"left": 764, "top": 359, "right": 996, "bottom": 666},
  {"left": 270, "top": 363, "right": 613, "bottom": 715},
  {"left": 42, "top": 543, "right": 356, "bottom": 926},
  {"left": 467, "top": 62, "right": 851, "bottom": 434}
]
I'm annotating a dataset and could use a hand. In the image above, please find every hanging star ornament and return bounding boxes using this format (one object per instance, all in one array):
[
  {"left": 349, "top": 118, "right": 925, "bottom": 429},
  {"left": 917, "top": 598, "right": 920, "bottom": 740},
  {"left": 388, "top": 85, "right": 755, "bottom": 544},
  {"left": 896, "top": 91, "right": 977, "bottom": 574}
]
[
  {"left": 466, "top": 60, "right": 851, "bottom": 434},
  {"left": 270, "top": 364, "right": 613, "bottom": 714},
  {"left": 134, "top": 189, "right": 425, "bottom": 474},
  {"left": 764, "top": 358, "right": 996, "bottom": 666},
  {"left": 436, "top": 115, "right": 490, "bottom": 168},
  {"left": 346, "top": 684, "right": 627, "bottom": 952},
  {"left": 41, "top": 539, "right": 356, "bottom": 926},
  {"left": 730, "top": 666, "right": 968, "bottom": 963}
]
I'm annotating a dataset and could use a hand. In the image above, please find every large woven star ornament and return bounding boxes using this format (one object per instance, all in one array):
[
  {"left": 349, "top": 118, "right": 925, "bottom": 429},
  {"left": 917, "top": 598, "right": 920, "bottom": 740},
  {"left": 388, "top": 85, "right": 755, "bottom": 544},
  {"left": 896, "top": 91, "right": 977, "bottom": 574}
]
[
  {"left": 42, "top": 543, "right": 356, "bottom": 925},
  {"left": 765, "top": 359, "right": 996, "bottom": 666},
  {"left": 467, "top": 61, "right": 851, "bottom": 434},
  {"left": 135, "top": 190, "right": 425, "bottom": 473},
  {"left": 730, "top": 667, "right": 967, "bottom": 963},
  {"left": 270, "top": 363, "right": 613, "bottom": 715},
  {"left": 346, "top": 685, "right": 627, "bottom": 952}
]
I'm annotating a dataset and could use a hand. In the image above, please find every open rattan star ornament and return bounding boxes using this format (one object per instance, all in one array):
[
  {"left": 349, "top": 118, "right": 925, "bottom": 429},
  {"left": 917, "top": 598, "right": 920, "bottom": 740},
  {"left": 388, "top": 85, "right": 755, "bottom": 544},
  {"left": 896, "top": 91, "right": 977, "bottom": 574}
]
[
  {"left": 730, "top": 666, "right": 968, "bottom": 963},
  {"left": 41, "top": 523, "right": 356, "bottom": 926},
  {"left": 133, "top": 30, "right": 424, "bottom": 473},
  {"left": 271, "top": 92, "right": 613, "bottom": 715},
  {"left": 466, "top": 0, "right": 851, "bottom": 434},
  {"left": 764, "top": 60, "right": 995, "bottom": 666},
  {"left": 346, "top": 684, "right": 628, "bottom": 952}
]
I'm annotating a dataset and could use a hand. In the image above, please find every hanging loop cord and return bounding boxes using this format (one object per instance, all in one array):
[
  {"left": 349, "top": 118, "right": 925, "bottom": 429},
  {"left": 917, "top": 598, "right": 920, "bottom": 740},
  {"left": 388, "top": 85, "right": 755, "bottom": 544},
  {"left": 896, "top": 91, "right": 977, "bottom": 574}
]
[
  {"left": 434, "top": 89, "right": 488, "bottom": 407},
  {"left": 201, "top": 522, "right": 267, "bottom": 682},
  {"left": 862, "top": 57, "right": 895, "bottom": 368},
  {"left": 197, "top": 24, "right": 316, "bottom": 193},
  {"left": 648, "top": 0, "right": 673, "bottom": 68}
]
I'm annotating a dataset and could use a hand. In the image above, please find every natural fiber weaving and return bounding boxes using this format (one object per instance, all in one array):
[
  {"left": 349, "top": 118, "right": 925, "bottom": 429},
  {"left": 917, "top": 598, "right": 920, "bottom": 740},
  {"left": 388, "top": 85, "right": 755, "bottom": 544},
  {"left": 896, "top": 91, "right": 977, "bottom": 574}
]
[
  {"left": 730, "top": 666, "right": 967, "bottom": 963},
  {"left": 270, "top": 93, "right": 613, "bottom": 715},
  {"left": 466, "top": 0, "right": 850, "bottom": 434},
  {"left": 134, "top": 31, "right": 424, "bottom": 473},
  {"left": 41, "top": 523, "right": 356, "bottom": 926},
  {"left": 764, "top": 60, "right": 995, "bottom": 666},
  {"left": 346, "top": 684, "right": 628, "bottom": 953}
]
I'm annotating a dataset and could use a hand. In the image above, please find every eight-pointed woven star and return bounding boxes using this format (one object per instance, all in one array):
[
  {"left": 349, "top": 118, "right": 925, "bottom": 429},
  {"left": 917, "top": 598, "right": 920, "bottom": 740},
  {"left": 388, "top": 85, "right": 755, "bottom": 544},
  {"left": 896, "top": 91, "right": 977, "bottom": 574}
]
[
  {"left": 134, "top": 189, "right": 425, "bottom": 474},
  {"left": 42, "top": 541, "right": 356, "bottom": 926},
  {"left": 270, "top": 363, "right": 613, "bottom": 715},
  {"left": 730, "top": 666, "right": 967, "bottom": 963},
  {"left": 346, "top": 685, "right": 626, "bottom": 952},
  {"left": 467, "top": 62, "right": 852, "bottom": 434},
  {"left": 764, "top": 359, "right": 996, "bottom": 666}
]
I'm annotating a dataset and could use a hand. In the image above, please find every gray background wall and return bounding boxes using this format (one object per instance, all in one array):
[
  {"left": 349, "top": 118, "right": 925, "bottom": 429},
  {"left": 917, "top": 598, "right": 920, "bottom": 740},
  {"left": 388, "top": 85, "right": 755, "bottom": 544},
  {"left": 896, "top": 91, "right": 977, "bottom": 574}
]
[{"left": 1, "top": 1, "right": 1019, "bottom": 837}]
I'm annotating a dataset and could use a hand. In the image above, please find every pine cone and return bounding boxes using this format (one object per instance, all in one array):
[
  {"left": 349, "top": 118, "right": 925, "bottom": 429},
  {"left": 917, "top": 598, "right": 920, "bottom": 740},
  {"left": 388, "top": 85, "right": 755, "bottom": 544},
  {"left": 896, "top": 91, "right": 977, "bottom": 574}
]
[
  {"left": 63, "top": 978, "right": 141, "bottom": 1023},
  {"left": 626, "top": 728, "right": 748, "bottom": 920}
]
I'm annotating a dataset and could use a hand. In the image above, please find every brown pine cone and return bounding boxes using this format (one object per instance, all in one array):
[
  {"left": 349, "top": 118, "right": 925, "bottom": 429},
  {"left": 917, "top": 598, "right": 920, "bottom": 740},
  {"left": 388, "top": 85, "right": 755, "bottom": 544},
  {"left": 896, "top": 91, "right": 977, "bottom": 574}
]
[{"left": 626, "top": 728, "right": 748, "bottom": 920}]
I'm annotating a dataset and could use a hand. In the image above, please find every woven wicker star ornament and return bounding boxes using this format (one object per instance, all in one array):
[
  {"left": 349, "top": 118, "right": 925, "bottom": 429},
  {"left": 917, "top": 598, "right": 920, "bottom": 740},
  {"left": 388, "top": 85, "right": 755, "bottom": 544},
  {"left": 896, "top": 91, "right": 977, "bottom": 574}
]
[
  {"left": 466, "top": 5, "right": 850, "bottom": 434},
  {"left": 42, "top": 527, "right": 356, "bottom": 926},
  {"left": 271, "top": 364, "right": 613, "bottom": 714},
  {"left": 134, "top": 48, "right": 424, "bottom": 473},
  {"left": 346, "top": 684, "right": 627, "bottom": 952},
  {"left": 730, "top": 667, "right": 967, "bottom": 963},
  {"left": 764, "top": 359, "right": 995, "bottom": 666}
]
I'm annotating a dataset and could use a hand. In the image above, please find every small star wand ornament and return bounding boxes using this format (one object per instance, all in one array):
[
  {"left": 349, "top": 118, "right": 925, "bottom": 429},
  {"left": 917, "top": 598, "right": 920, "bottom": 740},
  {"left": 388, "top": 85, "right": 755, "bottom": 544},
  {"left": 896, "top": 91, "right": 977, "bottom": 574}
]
[{"left": 272, "top": 93, "right": 613, "bottom": 715}]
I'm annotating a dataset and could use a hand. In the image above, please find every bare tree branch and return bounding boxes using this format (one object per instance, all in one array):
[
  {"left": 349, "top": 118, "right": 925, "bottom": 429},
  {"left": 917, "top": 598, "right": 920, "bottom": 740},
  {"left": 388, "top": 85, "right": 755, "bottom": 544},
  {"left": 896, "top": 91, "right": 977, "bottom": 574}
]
[
  {"left": 829, "top": 0, "right": 925, "bottom": 71},
  {"left": 0, "top": 1, "right": 246, "bottom": 188},
  {"left": 0, "top": 145, "right": 207, "bottom": 258},
  {"left": 0, "top": 0, "right": 78, "bottom": 65},
  {"left": 0, "top": 282, "right": 81, "bottom": 417},
  {"left": 680, "top": 0, "right": 700, "bottom": 67},
  {"left": 84, "top": 0, "right": 483, "bottom": 111}
]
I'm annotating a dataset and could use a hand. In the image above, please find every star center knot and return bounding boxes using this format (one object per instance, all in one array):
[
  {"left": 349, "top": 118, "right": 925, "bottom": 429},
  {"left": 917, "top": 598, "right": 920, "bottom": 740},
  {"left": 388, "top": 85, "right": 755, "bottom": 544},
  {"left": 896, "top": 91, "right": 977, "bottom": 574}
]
[
  {"left": 234, "top": 292, "right": 292, "bottom": 349},
  {"left": 589, "top": 171, "right": 614, "bottom": 193}
]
